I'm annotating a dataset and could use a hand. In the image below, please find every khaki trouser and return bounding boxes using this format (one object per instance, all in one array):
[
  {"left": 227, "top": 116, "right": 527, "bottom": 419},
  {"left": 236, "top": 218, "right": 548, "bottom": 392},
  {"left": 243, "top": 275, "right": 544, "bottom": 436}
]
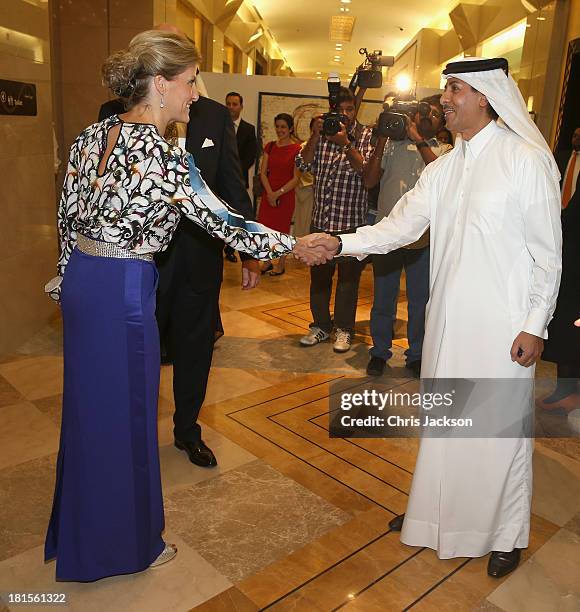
[{"left": 292, "top": 184, "right": 314, "bottom": 237}]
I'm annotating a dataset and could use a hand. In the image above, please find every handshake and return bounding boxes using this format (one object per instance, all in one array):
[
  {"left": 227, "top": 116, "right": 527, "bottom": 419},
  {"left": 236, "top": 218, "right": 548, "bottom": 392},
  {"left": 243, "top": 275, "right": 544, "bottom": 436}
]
[{"left": 292, "top": 233, "right": 341, "bottom": 266}]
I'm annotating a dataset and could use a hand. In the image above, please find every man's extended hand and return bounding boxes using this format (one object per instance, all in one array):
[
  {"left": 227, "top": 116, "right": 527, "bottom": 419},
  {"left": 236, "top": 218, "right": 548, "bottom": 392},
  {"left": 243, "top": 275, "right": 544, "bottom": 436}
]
[
  {"left": 293, "top": 234, "right": 340, "bottom": 266},
  {"left": 308, "top": 233, "right": 341, "bottom": 256},
  {"left": 510, "top": 331, "right": 544, "bottom": 367},
  {"left": 241, "top": 259, "right": 260, "bottom": 290}
]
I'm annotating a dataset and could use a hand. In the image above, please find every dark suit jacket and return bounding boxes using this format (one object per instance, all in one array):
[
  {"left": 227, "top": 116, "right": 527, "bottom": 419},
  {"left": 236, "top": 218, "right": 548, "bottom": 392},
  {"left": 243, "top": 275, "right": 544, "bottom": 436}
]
[
  {"left": 98, "top": 98, "right": 124, "bottom": 121},
  {"left": 236, "top": 118, "right": 257, "bottom": 188},
  {"left": 555, "top": 148, "right": 572, "bottom": 189},
  {"left": 97, "top": 96, "right": 253, "bottom": 292}
]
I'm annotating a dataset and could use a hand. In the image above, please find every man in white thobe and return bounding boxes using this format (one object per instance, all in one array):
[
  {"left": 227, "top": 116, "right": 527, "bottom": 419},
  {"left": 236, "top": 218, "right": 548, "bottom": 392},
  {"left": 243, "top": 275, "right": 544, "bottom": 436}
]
[{"left": 304, "top": 57, "right": 562, "bottom": 577}]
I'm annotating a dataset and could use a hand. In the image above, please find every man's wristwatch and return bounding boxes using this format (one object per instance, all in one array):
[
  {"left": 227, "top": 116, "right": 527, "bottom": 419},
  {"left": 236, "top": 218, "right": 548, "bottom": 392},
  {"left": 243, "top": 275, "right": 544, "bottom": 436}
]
[
  {"left": 335, "top": 235, "right": 343, "bottom": 255},
  {"left": 415, "top": 140, "right": 429, "bottom": 149}
]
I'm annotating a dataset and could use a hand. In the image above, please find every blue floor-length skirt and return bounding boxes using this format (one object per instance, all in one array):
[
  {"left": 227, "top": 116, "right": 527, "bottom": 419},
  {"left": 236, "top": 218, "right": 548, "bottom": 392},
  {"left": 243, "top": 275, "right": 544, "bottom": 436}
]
[{"left": 45, "top": 247, "right": 165, "bottom": 581}]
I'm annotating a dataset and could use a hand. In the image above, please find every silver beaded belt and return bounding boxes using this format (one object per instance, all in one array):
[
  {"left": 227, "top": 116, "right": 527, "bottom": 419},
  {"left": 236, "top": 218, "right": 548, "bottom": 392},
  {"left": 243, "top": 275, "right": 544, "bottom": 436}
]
[{"left": 76, "top": 234, "right": 154, "bottom": 262}]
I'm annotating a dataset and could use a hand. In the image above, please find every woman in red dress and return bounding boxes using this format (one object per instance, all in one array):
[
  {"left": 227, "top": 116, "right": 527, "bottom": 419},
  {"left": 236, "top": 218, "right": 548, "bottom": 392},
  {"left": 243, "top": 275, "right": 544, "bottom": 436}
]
[{"left": 258, "top": 113, "right": 301, "bottom": 275}]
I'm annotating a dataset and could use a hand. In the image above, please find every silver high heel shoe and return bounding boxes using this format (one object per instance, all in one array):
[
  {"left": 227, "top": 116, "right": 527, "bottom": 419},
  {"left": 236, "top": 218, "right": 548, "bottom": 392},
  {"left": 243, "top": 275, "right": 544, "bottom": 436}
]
[{"left": 149, "top": 544, "right": 177, "bottom": 568}]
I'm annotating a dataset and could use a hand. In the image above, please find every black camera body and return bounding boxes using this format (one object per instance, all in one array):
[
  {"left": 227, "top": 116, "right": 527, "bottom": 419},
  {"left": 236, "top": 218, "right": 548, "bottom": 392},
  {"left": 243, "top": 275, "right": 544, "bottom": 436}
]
[
  {"left": 377, "top": 99, "right": 431, "bottom": 140},
  {"left": 322, "top": 112, "right": 349, "bottom": 136},
  {"left": 350, "top": 48, "right": 395, "bottom": 90},
  {"left": 322, "top": 75, "right": 348, "bottom": 136}
]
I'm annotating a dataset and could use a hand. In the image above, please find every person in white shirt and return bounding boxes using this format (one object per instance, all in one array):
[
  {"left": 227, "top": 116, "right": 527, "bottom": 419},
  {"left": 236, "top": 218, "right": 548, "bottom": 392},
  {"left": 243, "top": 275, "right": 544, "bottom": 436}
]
[{"left": 301, "top": 57, "right": 562, "bottom": 578}]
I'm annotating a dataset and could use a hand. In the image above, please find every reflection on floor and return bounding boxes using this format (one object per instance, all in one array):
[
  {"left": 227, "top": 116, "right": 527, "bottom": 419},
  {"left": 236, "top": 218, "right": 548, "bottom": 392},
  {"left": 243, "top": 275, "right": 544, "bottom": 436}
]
[{"left": 0, "top": 259, "right": 579, "bottom": 611}]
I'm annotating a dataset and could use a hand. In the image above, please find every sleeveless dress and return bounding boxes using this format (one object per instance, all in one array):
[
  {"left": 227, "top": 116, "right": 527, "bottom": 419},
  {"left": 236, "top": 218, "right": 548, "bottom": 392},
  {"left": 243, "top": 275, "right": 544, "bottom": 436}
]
[{"left": 258, "top": 141, "right": 302, "bottom": 233}]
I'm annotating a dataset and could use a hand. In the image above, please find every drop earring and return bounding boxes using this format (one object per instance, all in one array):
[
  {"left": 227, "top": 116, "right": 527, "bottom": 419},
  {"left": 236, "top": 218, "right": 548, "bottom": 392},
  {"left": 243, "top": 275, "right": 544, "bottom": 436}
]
[{"left": 160, "top": 94, "right": 165, "bottom": 108}]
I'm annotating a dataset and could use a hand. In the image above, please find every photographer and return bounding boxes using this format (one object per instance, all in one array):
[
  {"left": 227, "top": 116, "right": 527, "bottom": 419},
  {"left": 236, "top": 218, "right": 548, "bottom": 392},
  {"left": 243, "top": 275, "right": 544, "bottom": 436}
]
[
  {"left": 296, "top": 86, "right": 374, "bottom": 352},
  {"left": 363, "top": 95, "right": 451, "bottom": 376}
]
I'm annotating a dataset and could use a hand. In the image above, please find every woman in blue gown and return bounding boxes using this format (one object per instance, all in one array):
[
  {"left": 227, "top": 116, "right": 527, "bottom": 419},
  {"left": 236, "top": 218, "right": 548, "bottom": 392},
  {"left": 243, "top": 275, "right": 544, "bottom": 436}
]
[{"left": 43, "top": 30, "right": 312, "bottom": 581}]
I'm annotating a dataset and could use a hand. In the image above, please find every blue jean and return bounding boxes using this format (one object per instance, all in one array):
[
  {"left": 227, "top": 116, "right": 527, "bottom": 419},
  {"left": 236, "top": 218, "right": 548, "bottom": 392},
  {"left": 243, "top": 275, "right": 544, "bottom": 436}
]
[{"left": 370, "top": 246, "right": 429, "bottom": 364}]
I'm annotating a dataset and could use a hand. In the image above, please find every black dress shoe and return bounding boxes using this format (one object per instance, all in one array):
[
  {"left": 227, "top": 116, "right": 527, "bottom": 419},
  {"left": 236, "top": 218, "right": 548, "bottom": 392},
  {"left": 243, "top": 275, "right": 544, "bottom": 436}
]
[
  {"left": 174, "top": 439, "right": 218, "bottom": 467},
  {"left": 367, "top": 356, "right": 386, "bottom": 377},
  {"left": 487, "top": 549, "right": 521, "bottom": 578},
  {"left": 407, "top": 360, "right": 421, "bottom": 378},
  {"left": 225, "top": 251, "right": 238, "bottom": 263},
  {"left": 388, "top": 514, "right": 405, "bottom": 531}
]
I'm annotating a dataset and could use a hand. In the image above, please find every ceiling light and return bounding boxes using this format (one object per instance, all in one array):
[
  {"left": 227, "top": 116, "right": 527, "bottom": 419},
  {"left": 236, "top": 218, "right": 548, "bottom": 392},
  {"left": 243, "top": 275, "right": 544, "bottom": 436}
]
[
  {"left": 330, "top": 15, "right": 356, "bottom": 41},
  {"left": 248, "top": 28, "right": 264, "bottom": 43},
  {"left": 317, "top": 76, "right": 322, "bottom": 79},
  {"left": 395, "top": 73, "right": 411, "bottom": 92},
  {"left": 520, "top": 0, "right": 536, "bottom": 12},
  {"left": 527, "top": 95, "right": 534, "bottom": 111},
  {"left": 340, "top": 0, "right": 352, "bottom": 3},
  {"left": 316, "top": 71, "right": 321, "bottom": 74},
  {"left": 536, "top": 15, "right": 546, "bottom": 20}
]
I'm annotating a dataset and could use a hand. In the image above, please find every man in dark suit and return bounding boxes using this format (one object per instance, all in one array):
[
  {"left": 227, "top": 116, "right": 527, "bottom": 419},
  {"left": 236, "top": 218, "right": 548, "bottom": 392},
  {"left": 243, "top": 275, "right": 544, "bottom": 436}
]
[
  {"left": 224, "top": 92, "right": 258, "bottom": 263},
  {"left": 555, "top": 127, "right": 580, "bottom": 206},
  {"left": 98, "top": 95, "right": 259, "bottom": 467},
  {"left": 225, "top": 92, "right": 257, "bottom": 188}
]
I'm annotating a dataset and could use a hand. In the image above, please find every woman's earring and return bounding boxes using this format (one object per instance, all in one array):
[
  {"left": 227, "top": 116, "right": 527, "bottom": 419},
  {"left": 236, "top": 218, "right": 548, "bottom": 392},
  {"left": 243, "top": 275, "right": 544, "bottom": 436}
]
[{"left": 160, "top": 95, "right": 165, "bottom": 109}]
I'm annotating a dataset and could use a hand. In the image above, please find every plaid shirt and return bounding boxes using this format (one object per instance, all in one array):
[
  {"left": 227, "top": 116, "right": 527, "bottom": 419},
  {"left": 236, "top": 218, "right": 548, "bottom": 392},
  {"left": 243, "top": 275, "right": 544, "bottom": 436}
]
[{"left": 296, "top": 124, "right": 374, "bottom": 232}]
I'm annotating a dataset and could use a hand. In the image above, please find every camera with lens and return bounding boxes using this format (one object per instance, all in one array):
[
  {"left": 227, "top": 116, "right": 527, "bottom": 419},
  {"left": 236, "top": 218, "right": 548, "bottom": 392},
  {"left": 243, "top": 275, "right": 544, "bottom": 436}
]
[
  {"left": 349, "top": 48, "right": 395, "bottom": 90},
  {"left": 321, "top": 74, "right": 348, "bottom": 136},
  {"left": 377, "top": 98, "right": 431, "bottom": 140}
]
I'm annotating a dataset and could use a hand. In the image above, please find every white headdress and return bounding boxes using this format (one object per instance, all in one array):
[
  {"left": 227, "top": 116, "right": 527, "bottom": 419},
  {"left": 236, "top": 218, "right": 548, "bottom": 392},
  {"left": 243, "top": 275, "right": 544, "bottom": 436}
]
[{"left": 442, "top": 57, "right": 560, "bottom": 181}]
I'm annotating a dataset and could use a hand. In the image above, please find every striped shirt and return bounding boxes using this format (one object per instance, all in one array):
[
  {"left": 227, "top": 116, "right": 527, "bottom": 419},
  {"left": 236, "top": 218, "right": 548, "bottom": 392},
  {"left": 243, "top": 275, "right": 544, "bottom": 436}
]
[{"left": 296, "top": 124, "right": 374, "bottom": 232}]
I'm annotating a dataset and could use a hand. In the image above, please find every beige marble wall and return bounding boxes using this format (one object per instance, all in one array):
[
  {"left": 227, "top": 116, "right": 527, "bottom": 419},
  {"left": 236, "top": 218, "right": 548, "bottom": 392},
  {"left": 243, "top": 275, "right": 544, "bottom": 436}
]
[
  {"left": 52, "top": 0, "right": 156, "bottom": 159},
  {"left": 518, "top": 1, "right": 571, "bottom": 142},
  {"left": 0, "top": 0, "right": 58, "bottom": 354}
]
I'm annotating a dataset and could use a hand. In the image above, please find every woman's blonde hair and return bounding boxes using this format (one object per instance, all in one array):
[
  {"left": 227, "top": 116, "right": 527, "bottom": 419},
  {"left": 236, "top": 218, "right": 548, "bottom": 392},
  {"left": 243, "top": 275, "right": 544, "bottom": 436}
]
[{"left": 102, "top": 30, "right": 201, "bottom": 109}]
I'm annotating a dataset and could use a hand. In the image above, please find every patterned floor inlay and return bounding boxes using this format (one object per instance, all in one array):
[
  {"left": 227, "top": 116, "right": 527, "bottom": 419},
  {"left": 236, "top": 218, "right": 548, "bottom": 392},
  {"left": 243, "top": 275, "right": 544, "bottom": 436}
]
[{"left": 0, "top": 258, "right": 577, "bottom": 611}]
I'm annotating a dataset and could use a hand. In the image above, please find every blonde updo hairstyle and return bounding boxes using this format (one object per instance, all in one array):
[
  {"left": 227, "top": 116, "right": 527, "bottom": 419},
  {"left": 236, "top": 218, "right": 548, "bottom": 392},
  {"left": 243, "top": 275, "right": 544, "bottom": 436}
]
[{"left": 101, "top": 30, "right": 202, "bottom": 109}]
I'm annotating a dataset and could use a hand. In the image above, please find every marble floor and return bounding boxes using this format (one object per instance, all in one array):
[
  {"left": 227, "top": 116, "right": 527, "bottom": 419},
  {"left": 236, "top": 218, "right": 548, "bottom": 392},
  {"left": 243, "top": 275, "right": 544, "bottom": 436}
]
[{"left": 0, "top": 259, "right": 579, "bottom": 612}]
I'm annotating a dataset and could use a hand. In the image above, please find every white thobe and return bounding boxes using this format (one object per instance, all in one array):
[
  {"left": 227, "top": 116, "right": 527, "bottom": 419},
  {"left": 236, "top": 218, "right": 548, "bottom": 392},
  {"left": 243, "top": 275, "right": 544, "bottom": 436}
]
[{"left": 341, "top": 120, "right": 562, "bottom": 558}]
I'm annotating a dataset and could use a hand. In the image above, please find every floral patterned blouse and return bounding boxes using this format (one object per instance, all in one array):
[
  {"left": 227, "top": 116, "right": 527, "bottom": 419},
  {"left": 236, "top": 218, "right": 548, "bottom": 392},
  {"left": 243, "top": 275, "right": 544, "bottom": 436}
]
[{"left": 50, "top": 115, "right": 295, "bottom": 299}]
